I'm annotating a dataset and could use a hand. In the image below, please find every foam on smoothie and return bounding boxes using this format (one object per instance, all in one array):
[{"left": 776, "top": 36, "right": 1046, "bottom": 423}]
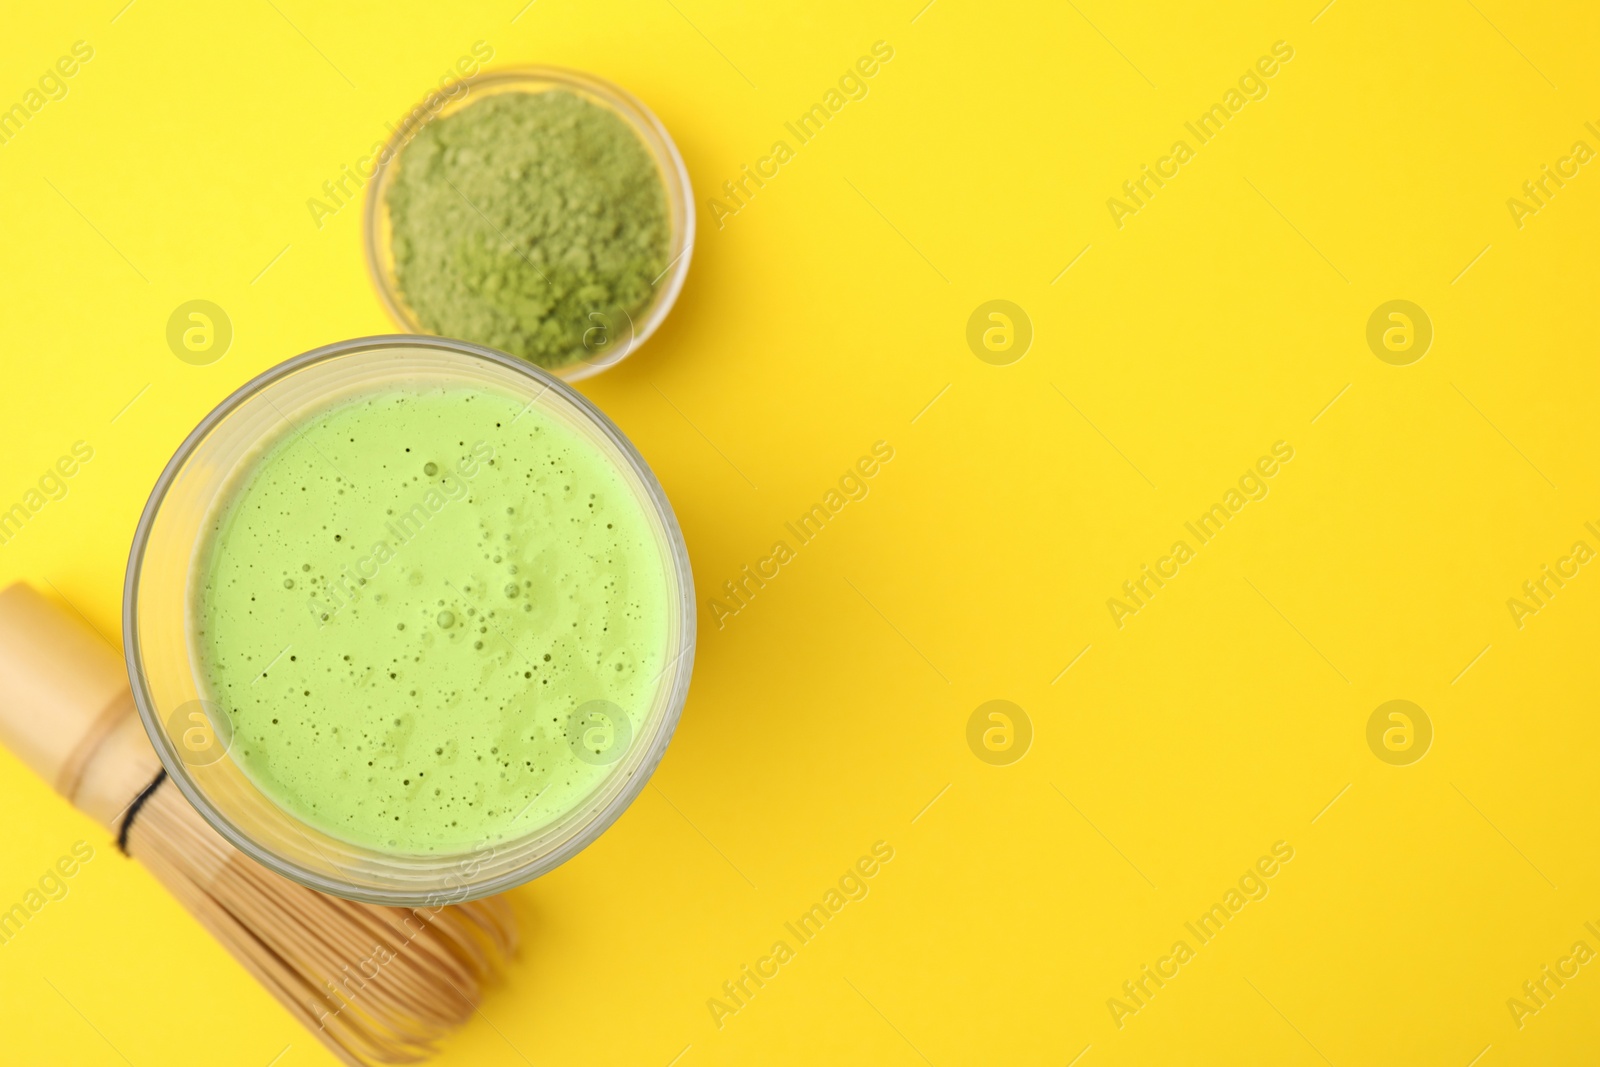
[{"left": 192, "top": 383, "right": 671, "bottom": 854}]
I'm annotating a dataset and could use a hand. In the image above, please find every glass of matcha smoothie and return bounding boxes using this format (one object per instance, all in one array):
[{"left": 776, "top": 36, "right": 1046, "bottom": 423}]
[{"left": 124, "top": 336, "right": 694, "bottom": 905}]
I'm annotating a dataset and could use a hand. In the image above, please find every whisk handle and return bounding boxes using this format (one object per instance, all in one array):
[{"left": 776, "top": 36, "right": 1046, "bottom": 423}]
[{"left": 0, "top": 582, "right": 161, "bottom": 826}]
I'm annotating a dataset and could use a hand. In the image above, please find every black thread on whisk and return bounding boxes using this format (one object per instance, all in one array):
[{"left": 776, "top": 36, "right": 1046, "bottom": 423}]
[{"left": 116, "top": 768, "right": 168, "bottom": 855}]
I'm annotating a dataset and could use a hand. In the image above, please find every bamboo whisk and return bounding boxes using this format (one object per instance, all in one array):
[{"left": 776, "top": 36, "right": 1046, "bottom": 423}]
[{"left": 0, "top": 582, "right": 517, "bottom": 1065}]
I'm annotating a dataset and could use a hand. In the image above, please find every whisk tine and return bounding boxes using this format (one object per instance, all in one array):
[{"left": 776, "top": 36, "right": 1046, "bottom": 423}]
[{"left": 127, "top": 786, "right": 513, "bottom": 1064}]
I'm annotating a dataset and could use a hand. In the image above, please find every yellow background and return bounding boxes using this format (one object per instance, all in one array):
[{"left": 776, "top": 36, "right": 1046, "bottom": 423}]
[{"left": 1, "top": 1, "right": 1597, "bottom": 1063}]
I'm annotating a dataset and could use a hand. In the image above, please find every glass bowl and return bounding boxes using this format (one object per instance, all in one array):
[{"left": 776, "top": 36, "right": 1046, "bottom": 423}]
[
  {"left": 363, "top": 67, "right": 695, "bottom": 382},
  {"left": 122, "top": 335, "right": 696, "bottom": 905}
]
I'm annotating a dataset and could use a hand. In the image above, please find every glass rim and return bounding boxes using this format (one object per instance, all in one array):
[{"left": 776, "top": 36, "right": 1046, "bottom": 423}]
[
  {"left": 361, "top": 65, "right": 696, "bottom": 383},
  {"left": 122, "top": 334, "right": 697, "bottom": 905}
]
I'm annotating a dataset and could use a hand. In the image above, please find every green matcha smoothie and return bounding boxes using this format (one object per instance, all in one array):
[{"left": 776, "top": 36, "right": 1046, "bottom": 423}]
[{"left": 191, "top": 382, "right": 671, "bottom": 854}]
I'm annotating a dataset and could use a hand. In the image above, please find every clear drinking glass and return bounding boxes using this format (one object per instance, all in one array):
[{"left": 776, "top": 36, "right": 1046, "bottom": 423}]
[{"left": 122, "top": 336, "right": 696, "bottom": 905}]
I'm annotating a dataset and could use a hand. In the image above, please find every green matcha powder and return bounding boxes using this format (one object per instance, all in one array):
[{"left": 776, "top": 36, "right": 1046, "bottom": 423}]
[{"left": 387, "top": 90, "right": 671, "bottom": 370}]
